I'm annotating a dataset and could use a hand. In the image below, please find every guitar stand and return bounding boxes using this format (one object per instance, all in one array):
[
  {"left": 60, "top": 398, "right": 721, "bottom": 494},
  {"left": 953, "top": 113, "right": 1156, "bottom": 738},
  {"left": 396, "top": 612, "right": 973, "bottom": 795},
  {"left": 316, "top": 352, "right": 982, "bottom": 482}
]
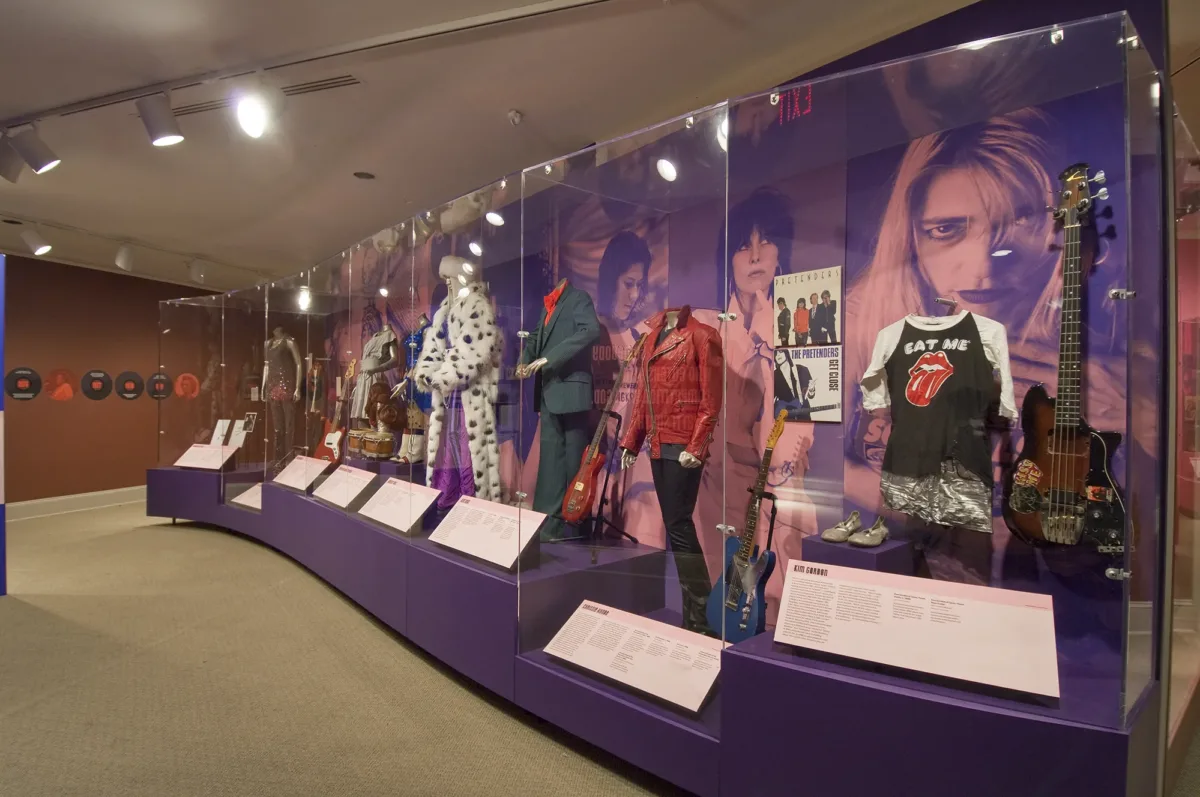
[{"left": 749, "top": 487, "right": 780, "bottom": 554}]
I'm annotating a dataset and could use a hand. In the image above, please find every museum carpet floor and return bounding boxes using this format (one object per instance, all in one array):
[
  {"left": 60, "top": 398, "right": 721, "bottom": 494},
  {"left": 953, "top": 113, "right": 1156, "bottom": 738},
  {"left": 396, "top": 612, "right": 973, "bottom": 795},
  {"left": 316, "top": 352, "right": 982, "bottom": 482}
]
[
  {"left": 0, "top": 503, "right": 683, "bottom": 797},
  {"left": 4, "top": 502, "right": 1200, "bottom": 797}
]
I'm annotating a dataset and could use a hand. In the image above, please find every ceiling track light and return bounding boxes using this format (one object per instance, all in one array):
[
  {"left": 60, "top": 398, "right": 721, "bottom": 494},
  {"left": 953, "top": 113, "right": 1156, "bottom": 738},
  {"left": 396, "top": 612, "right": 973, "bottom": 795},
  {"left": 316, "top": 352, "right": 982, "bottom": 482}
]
[
  {"left": 8, "top": 126, "right": 60, "bottom": 174},
  {"left": 115, "top": 244, "right": 134, "bottom": 272},
  {"left": 20, "top": 229, "right": 52, "bottom": 256},
  {"left": 0, "top": 137, "right": 22, "bottom": 183},
  {"left": 188, "top": 260, "right": 206, "bottom": 284},
  {"left": 135, "top": 93, "right": 184, "bottom": 147}
]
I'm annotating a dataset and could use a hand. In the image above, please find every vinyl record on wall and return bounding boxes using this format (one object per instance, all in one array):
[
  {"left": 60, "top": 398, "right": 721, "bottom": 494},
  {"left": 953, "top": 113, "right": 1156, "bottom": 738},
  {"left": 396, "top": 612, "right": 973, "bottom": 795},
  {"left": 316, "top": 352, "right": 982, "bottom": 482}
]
[
  {"left": 115, "top": 371, "right": 144, "bottom": 400},
  {"left": 81, "top": 370, "right": 113, "bottom": 400},
  {"left": 148, "top": 372, "right": 173, "bottom": 400},
  {"left": 5, "top": 367, "right": 42, "bottom": 400},
  {"left": 175, "top": 372, "right": 200, "bottom": 399},
  {"left": 46, "top": 369, "right": 77, "bottom": 401}
]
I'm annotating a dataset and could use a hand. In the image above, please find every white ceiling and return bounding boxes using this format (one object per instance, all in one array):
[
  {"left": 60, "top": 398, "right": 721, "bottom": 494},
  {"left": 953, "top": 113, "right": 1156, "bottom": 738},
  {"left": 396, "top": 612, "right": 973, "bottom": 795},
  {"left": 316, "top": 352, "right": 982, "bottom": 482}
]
[{"left": 0, "top": 0, "right": 1196, "bottom": 290}]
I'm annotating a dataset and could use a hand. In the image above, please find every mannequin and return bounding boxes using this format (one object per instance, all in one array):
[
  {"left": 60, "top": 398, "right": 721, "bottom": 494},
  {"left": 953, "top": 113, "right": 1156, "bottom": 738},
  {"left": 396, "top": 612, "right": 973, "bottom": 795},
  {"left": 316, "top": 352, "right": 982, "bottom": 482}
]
[
  {"left": 516, "top": 278, "right": 601, "bottom": 538},
  {"left": 620, "top": 306, "right": 723, "bottom": 635},
  {"left": 262, "top": 327, "right": 302, "bottom": 466},
  {"left": 350, "top": 324, "right": 399, "bottom": 426},
  {"left": 414, "top": 256, "right": 502, "bottom": 503}
]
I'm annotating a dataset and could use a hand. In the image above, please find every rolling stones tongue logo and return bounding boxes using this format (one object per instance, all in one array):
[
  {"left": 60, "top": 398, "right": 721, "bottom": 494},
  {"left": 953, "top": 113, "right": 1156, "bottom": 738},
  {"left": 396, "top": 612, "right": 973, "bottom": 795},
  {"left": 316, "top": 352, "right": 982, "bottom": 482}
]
[{"left": 906, "top": 351, "right": 954, "bottom": 406}]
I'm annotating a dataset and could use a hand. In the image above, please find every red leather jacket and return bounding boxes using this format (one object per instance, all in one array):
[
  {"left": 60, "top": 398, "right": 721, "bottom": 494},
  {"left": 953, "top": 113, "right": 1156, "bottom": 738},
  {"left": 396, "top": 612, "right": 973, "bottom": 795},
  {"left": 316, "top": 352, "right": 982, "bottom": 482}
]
[{"left": 620, "top": 306, "right": 724, "bottom": 460}]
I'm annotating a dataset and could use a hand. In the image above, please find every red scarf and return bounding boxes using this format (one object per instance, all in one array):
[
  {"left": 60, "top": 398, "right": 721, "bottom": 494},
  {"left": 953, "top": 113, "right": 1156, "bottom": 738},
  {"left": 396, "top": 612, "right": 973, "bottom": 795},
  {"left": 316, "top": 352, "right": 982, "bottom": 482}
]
[{"left": 544, "top": 281, "right": 567, "bottom": 320}]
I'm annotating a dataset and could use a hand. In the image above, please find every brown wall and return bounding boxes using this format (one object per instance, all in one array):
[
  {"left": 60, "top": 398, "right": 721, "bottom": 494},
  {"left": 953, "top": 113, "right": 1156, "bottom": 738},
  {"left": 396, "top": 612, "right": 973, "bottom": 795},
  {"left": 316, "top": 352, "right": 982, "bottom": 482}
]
[{"left": 5, "top": 256, "right": 211, "bottom": 502}]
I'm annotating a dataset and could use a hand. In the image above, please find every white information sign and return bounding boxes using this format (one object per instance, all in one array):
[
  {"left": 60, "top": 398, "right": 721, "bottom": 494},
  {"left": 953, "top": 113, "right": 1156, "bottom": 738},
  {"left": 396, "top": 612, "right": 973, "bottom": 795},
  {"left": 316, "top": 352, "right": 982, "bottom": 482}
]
[
  {"left": 272, "top": 455, "right": 331, "bottom": 492},
  {"left": 227, "top": 420, "right": 247, "bottom": 450},
  {"left": 174, "top": 443, "right": 238, "bottom": 470},
  {"left": 545, "top": 600, "right": 723, "bottom": 713},
  {"left": 209, "top": 419, "right": 232, "bottom": 445},
  {"left": 358, "top": 478, "right": 442, "bottom": 535},
  {"left": 230, "top": 482, "right": 263, "bottom": 510},
  {"left": 427, "top": 495, "right": 545, "bottom": 569},
  {"left": 313, "top": 465, "right": 377, "bottom": 509},
  {"left": 774, "top": 561, "right": 1059, "bottom": 697}
]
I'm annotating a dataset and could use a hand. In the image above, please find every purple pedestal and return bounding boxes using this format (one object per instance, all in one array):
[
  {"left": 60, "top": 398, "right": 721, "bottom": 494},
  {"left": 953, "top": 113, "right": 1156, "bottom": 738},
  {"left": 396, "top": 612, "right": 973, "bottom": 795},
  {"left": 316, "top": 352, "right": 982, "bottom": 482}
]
[
  {"left": 721, "top": 634, "right": 1155, "bottom": 797},
  {"left": 404, "top": 536, "right": 666, "bottom": 701},
  {"left": 516, "top": 651, "right": 720, "bottom": 797},
  {"left": 260, "top": 484, "right": 408, "bottom": 634},
  {"left": 801, "top": 534, "right": 914, "bottom": 575},
  {"left": 146, "top": 468, "right": 222, "bottom": 523}
]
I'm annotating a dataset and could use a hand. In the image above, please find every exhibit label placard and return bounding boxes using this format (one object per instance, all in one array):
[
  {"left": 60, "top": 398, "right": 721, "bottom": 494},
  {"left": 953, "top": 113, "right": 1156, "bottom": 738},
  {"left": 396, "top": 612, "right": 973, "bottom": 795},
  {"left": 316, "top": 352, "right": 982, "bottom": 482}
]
[
  {"left": 230, "top": 482, "right": 263, "bottom": 510},
  {"left": 427, "top": 495, "right": 544, "bottom": 569},
  {"left": 272, "top": 455, "right": 331, "bottom": 492},
  {"left": 545, "top": 600, "right": 723, "bottom": 713},
  {"left": 227, "top": 420, "right": 247, "bottom": 449},
  {"left": 357, "top": 477, "right": 441, "bottom": 535},
  {"left": 774, "top": 561, "right": 1059, "bottom": 697},
  {"left": 313, "top": 464, "right": 377, "bottom": 509},
  {"left": 210, "top": 419, "right": 232, "bottom": 445},
  {"left": 174, "top": 443, "right": 238, "bottom": 470}
]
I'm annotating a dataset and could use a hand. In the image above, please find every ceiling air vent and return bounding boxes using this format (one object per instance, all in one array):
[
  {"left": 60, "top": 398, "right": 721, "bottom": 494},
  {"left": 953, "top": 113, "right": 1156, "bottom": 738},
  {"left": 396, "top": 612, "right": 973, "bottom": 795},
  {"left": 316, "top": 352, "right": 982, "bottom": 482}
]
[{"left": 151, "top": 75, "right": 362, "bottom": 118}]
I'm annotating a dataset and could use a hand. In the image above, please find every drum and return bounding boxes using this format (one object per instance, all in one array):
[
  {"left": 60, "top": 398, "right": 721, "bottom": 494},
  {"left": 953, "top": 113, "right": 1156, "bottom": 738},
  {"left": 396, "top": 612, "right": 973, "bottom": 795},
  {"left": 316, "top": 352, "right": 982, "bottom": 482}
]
[
  {"left": 347, "top": 429, "right": 367, "bottom": 457},
  {"left": 361, "top": 430, "right": 396, "bottom": 459}
]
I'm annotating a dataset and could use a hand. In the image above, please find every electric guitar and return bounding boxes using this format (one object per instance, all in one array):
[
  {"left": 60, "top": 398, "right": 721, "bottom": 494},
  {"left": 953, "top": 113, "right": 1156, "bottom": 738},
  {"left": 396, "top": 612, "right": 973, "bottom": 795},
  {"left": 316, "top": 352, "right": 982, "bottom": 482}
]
[
  {"left": 1002, "top": 163, "right": 1125, "bottom": 553},
  {"left": 314, "top": 358, "right": 356, "bottom": 463},
  {"left": 562, "top": 335, "right": 648, "bottom": 523},
  {"left": 707, "top": 409, "right": 787, "bottom": 642},
  {"left": 776, "top": 402, "right": 841, "bottom": 418}
]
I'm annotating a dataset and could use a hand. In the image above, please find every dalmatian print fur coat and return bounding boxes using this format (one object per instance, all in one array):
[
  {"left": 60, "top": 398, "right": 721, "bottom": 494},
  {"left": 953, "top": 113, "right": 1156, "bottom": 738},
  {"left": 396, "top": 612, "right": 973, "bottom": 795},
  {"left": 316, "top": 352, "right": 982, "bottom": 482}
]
[{"left": 413, "top": 258, "right": 502, "bottom": 501}]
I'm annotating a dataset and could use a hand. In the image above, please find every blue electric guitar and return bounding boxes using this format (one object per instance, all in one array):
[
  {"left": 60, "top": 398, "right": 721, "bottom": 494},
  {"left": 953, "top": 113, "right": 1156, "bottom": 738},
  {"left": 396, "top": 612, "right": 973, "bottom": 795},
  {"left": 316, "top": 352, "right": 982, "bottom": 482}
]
[{"left": 707, "top": 410, "right": 786, "bottom": 642}]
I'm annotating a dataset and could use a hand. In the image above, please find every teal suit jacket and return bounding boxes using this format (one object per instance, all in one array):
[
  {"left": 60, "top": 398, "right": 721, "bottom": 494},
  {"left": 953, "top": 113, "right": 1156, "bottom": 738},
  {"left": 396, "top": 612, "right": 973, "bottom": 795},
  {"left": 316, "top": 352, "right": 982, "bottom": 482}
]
[{"left": 521, "top": 284, "right": 600, "bottom": 415}]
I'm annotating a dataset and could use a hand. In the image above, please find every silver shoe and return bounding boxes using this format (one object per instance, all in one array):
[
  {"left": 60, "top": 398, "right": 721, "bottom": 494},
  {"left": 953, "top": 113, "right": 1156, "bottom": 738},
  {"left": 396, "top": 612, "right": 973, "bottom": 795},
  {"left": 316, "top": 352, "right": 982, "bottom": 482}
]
[
  {"left": 848, "top": 518, "right": 888, "bottom": 548},
  {"left": 821, "top": 510, "right": 862, "bottom": 543}
]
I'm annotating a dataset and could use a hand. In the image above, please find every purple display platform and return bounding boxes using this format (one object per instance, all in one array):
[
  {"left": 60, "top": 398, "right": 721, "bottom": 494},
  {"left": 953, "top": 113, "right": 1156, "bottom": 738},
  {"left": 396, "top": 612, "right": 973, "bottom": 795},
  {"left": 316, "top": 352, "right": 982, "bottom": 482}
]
[
  {"left": 404, "top": 534, "right": 665, "bottom": 701},
  {"left": 721, "top": 634, "right": 1153, "bottom": 797},
  {"left": 801, "top": 533, "right": 914, "bottom": 575},
  {"left": 146, "top": 467, "right": 222, "bottom": 523},
  {"left": 516, "top": 649, "right": 720, "bottom": 797}
]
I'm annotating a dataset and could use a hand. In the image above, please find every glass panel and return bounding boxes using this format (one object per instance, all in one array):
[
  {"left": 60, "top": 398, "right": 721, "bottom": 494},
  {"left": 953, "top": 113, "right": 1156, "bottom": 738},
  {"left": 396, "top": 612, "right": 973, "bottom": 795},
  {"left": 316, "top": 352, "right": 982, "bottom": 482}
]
[
  {"left": 157, "top": 294, "right": 224, "bottom": 466},
  {"left": 219, "top": 284, "right": 269, "bottom": 497},
  {"left": 1121, "top": 19, "right": 1165, "bottom": 723},
  {"left": 1169, "top": 113, "right": 1200, "bottom": 739},
  {"left": 516, "top": 104, "right": 729, "bottom": 741},
  {"left": 265, "top": 274, "right": 312, "bottom": 473},
  {"left": 724, "top": 13, "right": 1134, "bottom": 730}
]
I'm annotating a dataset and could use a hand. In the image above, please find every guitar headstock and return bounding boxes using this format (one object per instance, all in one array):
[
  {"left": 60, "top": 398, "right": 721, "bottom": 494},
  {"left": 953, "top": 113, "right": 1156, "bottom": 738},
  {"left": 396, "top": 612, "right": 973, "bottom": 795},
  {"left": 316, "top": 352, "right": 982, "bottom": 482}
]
[
  {"left": 1054, "top": 163, "right": 1108, "bottom": 226},
  {"left": 767, "top": 410, "right": 788, "bottom": 448},
  {"left": 345, "top": 358, "right": 357, "bottom": 380}
]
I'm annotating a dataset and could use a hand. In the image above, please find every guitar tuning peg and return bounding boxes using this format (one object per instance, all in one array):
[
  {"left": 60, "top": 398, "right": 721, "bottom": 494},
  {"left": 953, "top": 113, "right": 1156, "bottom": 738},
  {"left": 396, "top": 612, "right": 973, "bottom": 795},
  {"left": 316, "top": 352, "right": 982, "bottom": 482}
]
[
  {"left": 1091, "top": 170, "right": 1106, "bottom": 185},
  {"left": 1095, "top": 187, "right": 1109, "bottom": 201}
]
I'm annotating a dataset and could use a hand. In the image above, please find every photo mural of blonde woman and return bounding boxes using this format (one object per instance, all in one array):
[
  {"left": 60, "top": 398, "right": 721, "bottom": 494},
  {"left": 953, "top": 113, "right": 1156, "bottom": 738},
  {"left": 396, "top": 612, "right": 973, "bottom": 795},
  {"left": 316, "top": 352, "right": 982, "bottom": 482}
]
[{"left": 843, "top": 98, "right": 1129, "bottom": 587}]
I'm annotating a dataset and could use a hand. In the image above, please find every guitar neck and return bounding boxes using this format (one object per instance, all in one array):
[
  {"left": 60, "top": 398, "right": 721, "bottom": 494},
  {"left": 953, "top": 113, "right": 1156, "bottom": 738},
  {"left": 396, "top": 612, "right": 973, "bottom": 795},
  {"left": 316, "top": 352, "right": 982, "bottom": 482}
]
[
  {"left": 736, "top": 444, "right": 775, "bottom": 562},
  {"left": 1055, "top": 222, "right": 1083, "bottom": 429},
  {"left": 586, "top": 338, "right": 644, "bottom": 457}
]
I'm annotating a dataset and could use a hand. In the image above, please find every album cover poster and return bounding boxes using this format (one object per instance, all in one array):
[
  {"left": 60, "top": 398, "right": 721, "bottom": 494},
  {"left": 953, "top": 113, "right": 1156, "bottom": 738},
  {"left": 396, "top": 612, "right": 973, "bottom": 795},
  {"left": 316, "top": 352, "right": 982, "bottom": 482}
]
[
  {"left": 772, "top": 266, "right": 842, "bottom": 348},
  {"left": 772, "top": 345, "right": 842, "bottom": 424}
]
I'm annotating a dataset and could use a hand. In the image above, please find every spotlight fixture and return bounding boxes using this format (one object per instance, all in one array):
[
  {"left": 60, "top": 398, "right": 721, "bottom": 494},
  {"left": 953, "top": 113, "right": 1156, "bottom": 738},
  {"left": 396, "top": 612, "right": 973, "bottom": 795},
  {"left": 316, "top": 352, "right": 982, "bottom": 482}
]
[
  {"left": 378, "top": 287, "right": 389, "bottom": 297},
  {"left": 0, "top": 137, "right": 23, "bottom": 184},
  {"left": 236, "top": 93, "right": 271, "bottom": 138},
  {"left": 656, "top": 158, "right": 678, "bottom": 182},
  {"left": 469, "top": 241, "right": 483, "bottom": 257},
  {"left": 8, "top": 126, "right": 60, "bottom": 174},
  {"left": 135, "top": 93, "right": 184, "bottom": 147},
  {"left": 115, "top": 244, "right": 134, "bottom": 272},
  {"left": 485, "top": 211, "right": 505, "bottom": 227},
  {"left": 188, "top": 260, "right": 206, "bottom": 284},
  {"left": 20, "top": 229, "right": 51, "bottom": 256}
]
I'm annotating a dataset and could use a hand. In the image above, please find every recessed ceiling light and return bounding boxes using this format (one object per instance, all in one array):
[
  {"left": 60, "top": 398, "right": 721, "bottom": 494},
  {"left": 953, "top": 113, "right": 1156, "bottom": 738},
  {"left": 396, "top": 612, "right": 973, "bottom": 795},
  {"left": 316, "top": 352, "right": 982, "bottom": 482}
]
[
  {"left": 354, "top": 171, "right": 375, "bottom": 180},
  {"left": 2, "top": 219, "right": 22, "bottom": 225},
  {"left": 485, "top": 211, "right": 504, "bottom": 227}
]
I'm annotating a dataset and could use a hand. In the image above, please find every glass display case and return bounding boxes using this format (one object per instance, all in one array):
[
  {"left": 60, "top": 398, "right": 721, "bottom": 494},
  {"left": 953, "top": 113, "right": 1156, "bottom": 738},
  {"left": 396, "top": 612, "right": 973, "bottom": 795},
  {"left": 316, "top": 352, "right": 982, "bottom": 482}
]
[
  {"left": 156, "top": 294, "right": 224, "bottom": 467},
  {"left": 150, "top": 13, "right": 1171, "bottom": 796}
]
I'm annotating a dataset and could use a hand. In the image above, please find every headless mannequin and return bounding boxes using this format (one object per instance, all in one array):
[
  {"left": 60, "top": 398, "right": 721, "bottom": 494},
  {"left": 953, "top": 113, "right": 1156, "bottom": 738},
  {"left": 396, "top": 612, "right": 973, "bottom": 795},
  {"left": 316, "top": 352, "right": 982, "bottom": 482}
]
[
  {"left": 620, "top": 312, "right": 701, "bottom": 471},
  {"left": 263, "top": 326, "right": 302, "bottom": 466},
  {"left": 352, "top": 327, "right": 399, "bottom": 428}
]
